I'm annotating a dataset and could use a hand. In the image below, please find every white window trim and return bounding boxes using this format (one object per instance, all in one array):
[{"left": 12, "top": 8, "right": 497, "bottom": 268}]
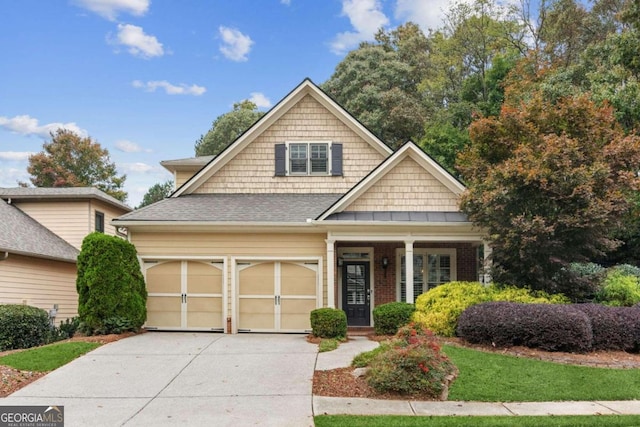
[
  {"left": 285, "top": 141, "right": 333, "bottom": 176},
  {"left": 395, "top": 248, "right": 457, "bottom": 302}
]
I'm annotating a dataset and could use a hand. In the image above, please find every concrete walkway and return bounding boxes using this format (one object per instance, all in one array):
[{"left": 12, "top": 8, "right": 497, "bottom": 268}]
[
  {"left": 2, "top": 333, "right": 317, "bottom": 427},
  {"left": 314, "top": 336, "right": 640, "bottom": 418}
]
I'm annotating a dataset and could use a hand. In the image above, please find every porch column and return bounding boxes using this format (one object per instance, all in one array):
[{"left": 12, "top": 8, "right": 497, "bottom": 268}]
[
  {"left": 405, "top": 240, "right": 415, "bottom": 304},
  {"left": 482, "top": 241, "right": 493, "bottom": 284},
  {"left": 326, "top": 239, "right": 336, "bottom": 308}
]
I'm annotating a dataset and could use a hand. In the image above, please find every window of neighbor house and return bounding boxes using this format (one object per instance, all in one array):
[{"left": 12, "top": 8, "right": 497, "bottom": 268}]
[
  {"left": 397, "top": 248, "right": 456, "bottom": 302},
  {"left": 95, "top": 211, "right": 105, "bottom": 233}
]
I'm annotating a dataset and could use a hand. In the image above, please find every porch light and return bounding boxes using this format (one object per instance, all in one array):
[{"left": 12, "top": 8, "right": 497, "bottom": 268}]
[
  {"left": 337, "top": 257, "right": 344, "bottom": 267},
  {"left": 381, "top": 257, "right": 389, "bottom": 269}
]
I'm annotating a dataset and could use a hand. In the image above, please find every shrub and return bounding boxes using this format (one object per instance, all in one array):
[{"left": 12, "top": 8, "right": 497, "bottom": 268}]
[
  {"left": 0, "top": 304, "right": 51, "bottom": 351},
  {"left": 457, "top": 302, "right": 593, "bottom": 353},
  {"left": 49, "top": 317, "right": 80, "bottom": 342},
  {"left": 412, "top": 281, "right": 568, "bottom": 337},
  {"left": 609, "top": 264, "right": 640, "bottom": 279},
  {"left": 366, "top": 324, "right": 456, "bottom": 397},
  {"left": 595, "top": 270, "right": 640, "bottom": 307},
  {"left": 76, "top": 232, "right": 147, "bottom": 335},
  {"left": 373, "top": 302, "right": 415, "bottom": 335},
  {"left": 574, "top": 304, "right": 640, "bottom": 352},
  {"left": 310, "top": 308, "right": 347, "bottom": 338}
]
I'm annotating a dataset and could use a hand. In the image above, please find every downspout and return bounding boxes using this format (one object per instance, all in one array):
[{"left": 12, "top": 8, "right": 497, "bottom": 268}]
[{"left": 0, "top": 252, "right": 8, "bottom": 262}]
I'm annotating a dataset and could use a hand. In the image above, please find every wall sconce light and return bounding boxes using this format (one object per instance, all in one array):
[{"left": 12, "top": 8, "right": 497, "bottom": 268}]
[
  {"left": 381, "top": 257, "right": 389, "bottom": 269},
  {"left": 337, "top": 257, "right": 344, "bottom": 267}
]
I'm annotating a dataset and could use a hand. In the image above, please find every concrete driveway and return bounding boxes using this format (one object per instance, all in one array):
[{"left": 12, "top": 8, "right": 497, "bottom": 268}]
[{"left": 1, "top": 332, "right": 318, "bottom": 426}]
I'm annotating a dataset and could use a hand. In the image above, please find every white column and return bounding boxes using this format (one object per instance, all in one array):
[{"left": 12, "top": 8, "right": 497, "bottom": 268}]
[
  {"left": 326, "top": 239, "right": 336, "bottom": 308},
  {"left": 482, "top": 241, "right": 493, "bottom": 284},
  {"left": 405, "top": 240, "right": 415, "bottom": 304}
]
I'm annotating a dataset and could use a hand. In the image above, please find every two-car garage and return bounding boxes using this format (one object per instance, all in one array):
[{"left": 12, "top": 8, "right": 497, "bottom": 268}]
[{"left": 143, "top": 257, "right": 322, "bottom": 333}]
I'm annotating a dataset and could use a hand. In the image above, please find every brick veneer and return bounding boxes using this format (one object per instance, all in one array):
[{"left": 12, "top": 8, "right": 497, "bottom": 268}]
[{"left": 335, "top": 241, "right": 478, "bottom": 307}]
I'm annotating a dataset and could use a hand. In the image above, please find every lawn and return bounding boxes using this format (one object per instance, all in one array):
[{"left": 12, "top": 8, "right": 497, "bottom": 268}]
[
  {"left": 0, "top": 341, "right": 101, "bottom": 372},
  {"left": 315, "top": 415, "right": 640, "bottom": 427},
  {"left": 443, "top": 345, "right": 640, "bottom": 402}
]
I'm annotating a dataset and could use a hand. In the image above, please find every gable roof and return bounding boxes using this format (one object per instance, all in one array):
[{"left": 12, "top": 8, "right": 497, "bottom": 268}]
[
  {"left": 0, "top": 187, "right": 132, "bottom": 212},
  {"left": 160, "top": 155, "right": 215, "bottom": 173},
  {"left": 172, "top": 78, "right": 393, "bottom": 197},
  {"left": 0, "top": 199, "right": 79, "bottom": 262},
  {"left": 317, "top": 141, "right": 466, "bottom": 221}
]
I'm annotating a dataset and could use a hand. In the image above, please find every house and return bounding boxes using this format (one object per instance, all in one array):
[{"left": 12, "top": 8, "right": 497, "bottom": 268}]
[
  {"left": 113, "top": 79, "right": 489, "bottom": 333},
  {"left": 0, "top": 187, "right": 132, "bottom": 324}
]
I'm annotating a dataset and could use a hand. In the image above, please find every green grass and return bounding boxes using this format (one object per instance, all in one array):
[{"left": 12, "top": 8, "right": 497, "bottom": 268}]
[
  {"left": 443, "top": 345, "right": 640, "bottom": 402},
  {"left": 0, "top": 342, "right": 101, "bottom": 372},
  {"left": 319, "top": 338, "right": 340, "bottom": 352},
  {"left": 315, "top": 415, "right": 640, "bottom": 427}
]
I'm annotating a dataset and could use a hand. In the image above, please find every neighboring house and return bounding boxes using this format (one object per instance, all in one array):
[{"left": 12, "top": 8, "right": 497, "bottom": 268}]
[
  {"left": 114, "top": 79, "right": 489, "bottom": 333},
  {"left": 0, "top": 187, "right": 132, "bottom": 324}
]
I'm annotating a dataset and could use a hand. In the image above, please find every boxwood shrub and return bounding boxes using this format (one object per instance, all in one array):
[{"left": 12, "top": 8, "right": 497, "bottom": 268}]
[
  {"left": 373, "top": 302, "right": 415, "bottom": 335},
  {"left": 310, "top": 308, "right": 347, "bottom": 338},
  {"left": 457, "top": 302, "right": 593, "bottom": 353},
  {"left": 0, "top": 304, "right": 51, "bottom": 351}
]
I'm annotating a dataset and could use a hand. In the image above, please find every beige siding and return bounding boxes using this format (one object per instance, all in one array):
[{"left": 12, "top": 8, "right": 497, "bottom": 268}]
[
  {"left": 132, "top": 232, "right": 328, "bottom": 316},
  {"left": 176, "top": 171, "right": 196, "bottom": 188},
  {"left": 346, "top": 157, "right": 460, "bottom": 212},
  {"left": 16, "top": 201, "right": 90, "bottom": 249},
  {"left": 0, "top": 254, "right": 77, "bottom": 325},
  {"left": 90, "top": 200, "right": 129, "bottom": 240},
  {"left": 194, "top": 95, "right": 386, "bottom": 194}
]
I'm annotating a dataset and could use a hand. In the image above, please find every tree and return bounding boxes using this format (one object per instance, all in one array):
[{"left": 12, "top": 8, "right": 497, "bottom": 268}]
[
  {"left": 26, "top": 129, "right": 127, "bottom": 202},
  {"left": 76, "top": 232, "right": 147, "bottom": 335},
  {"left": 138, "top": 180, "right": 173, "bottom": 209},
  {"left": 194, "top": 100, "right": 265, "bottom": 156},
  {"left": 323, "top": 23, "right": 430, "bottom": 149},
  {"left": 458, "top": 92, "right": 640, "bottom": 298}
]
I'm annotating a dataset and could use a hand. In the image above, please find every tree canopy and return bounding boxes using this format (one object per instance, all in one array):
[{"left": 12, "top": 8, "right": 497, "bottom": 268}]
[
  {"left": 194, "top": 100, "right": 265, "bottom": 156},
  {"left": 26, "top": 129, "right": 127, "bottom": 202},
  {"left": 137, "top": 180, "right": 173, "bottom": 209}
]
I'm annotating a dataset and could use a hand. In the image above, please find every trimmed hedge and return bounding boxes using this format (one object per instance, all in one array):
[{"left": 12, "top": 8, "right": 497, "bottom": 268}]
[
  {"left": 574, "top": 304, "right": 640, "bottom": 352},
  {"left": 457, "top": 302, "right": 593, "bottom": 353},
  {"left": 0, "top": 304, "right": 51, "bottom": 351},
  {"left": 373, "top": 302, "right": 415, "bottom": 335},
  {"left": 310, "top": 308, "right": 347, "bottom": 338}
]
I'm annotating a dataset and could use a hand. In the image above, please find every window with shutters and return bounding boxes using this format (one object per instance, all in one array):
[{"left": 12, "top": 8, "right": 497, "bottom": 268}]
[
  {"left": 274, "top": 141, "right": 342, "bottom": 176},
  {"left": 396, "top": 248, "right": 456, "bottom": 302}
]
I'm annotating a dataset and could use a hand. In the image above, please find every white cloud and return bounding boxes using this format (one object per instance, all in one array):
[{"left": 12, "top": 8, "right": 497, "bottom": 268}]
[
  {"left": 0, "top": 115, "right": 87, "bottom": 138},
  {"left": 115, "top": 139, "right": 150, "bottom": 153},
  {"left": 132, "top": 80, "right": 207, "bottom": 96},
  {"left": 0, "top": 166, "right": 29, "bottom": 188},
  {"left": 115, "top": 24, "right": 164, "bottom": 58},
  {"left": 0, "top": 151, "right": 34, "bottom": 161},
  {"left": 331, "top": 0, "right": 389, "bottom": 55},
  {"left": 394, "top": 0, "right": 449, "bottom": 33},
  {"left": 218, "top": 26, "right": 254, "bottom": 62},
  {"left": 120, "top": 162, "right": 154, "bottom": 173},
  {"left": 72, "top": 0, "right": 150, "bottom": 21},
  {"left": 281, "top": 0, "right": 291, "bottom": 4},
  {"left": 248, "top": 92, "right": 272, "bottom": 108}
]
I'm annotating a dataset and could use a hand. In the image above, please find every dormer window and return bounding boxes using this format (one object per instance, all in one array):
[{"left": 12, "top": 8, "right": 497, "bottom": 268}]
[{"left": 275, "top": 141, "right": 342, "bottom": 177}]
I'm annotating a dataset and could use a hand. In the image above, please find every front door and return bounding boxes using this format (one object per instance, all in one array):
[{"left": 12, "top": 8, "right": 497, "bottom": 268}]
[{"left": 342, "top": 262, "right": 370, "bottom": 326}]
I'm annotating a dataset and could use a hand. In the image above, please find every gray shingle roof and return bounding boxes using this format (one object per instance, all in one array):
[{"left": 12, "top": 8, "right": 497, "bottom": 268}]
[
  {"left": 115, "top": 194, "right": 343, "bottom": 223},
  {"left": 324, "top": 211, "right": 470, "bottom": 222},
  {"left": 0, "top": 199, "right": 79, "bottom": 262},
  {"left": 0, "top": 187, "right": 131, "bottom": 212}
]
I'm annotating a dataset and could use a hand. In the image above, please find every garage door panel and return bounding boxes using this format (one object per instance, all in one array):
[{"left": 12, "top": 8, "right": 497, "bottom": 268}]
[
  {"left": 147, "top": 262, "right": 181, "bottom": 293},
  {"left": 188, "top": 262, "right": 222, "bottom": 294},
  {"left": 187, "top": 297, "right": 223, "bottom": 328},
  {"left": 239, "top": 298, "right": 275, "bottom": 330},
  {"left": 147, "top": 296, "right": 181, "bottom": 328},
  {"left": 239, "top": 263, "right": 274, "bottom": 295},
  {"left": 281, "top": 263, "right": 317, "bottom": 296},
  {"left": 280, "top": 299, "right": 315, "bottom": 330}
]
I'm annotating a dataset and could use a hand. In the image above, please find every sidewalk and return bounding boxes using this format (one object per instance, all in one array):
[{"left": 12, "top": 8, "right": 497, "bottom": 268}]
[{"left": 313, "top": 336, "right": 640, "bottom": 417}]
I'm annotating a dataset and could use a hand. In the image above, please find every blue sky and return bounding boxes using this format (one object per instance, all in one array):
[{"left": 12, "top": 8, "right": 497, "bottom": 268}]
[{"left": 0, "top": 0, "right": 460, "bottom": 207}]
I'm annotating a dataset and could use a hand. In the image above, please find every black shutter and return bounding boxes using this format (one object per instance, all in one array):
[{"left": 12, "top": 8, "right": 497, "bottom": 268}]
[
  {"left": 274, "top": 143, "right": 286, "bottom": 176},
  {"left": 331, "top": 143, "right": 343, "bottom": 176}
]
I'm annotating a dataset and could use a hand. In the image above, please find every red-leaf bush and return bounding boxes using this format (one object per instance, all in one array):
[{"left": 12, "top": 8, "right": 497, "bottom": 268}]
[
  {"left": 573, "top": 304, "right": 640, "bottom": 352},
  {"left": 457, "top": 302, "right": 593, "bottom": 353},
  {"left": 366, "top": 323, "right": 456, "bottom": 397}
]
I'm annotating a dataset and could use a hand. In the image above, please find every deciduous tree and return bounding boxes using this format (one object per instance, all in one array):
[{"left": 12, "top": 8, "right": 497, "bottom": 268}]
[{"left": 138, "top": 180, "right": 173, "bottom": 209}]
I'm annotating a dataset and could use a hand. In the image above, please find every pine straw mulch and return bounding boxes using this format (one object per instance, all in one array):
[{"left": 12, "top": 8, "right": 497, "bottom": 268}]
[
  {"left": 312, "top": 335, "right": 640, "bottom": 401},
  {"left": 0, "top": 331, "right": 139, "bottom": 397}
]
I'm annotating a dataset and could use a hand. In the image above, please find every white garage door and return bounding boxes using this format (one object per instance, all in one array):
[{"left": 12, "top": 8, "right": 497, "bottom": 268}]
[
  {"left": 237, "top": 261, "right": 319, "bottom": 333},
  {"left": 145, "top": 260, "right": 224, "bottom": 331}
]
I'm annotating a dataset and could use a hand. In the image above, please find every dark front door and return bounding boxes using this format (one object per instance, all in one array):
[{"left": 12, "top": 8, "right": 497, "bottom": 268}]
[{"left": 342, "top": 262, "right": 370, "bottom": 326}]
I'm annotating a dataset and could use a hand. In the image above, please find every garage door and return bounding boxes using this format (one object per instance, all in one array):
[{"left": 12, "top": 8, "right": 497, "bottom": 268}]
[
  {"left": 145, "top": 260, "right": 224, "bottom": 331},
  {"left": 237, "top": 261, "right": 319, "bottom": 333}
]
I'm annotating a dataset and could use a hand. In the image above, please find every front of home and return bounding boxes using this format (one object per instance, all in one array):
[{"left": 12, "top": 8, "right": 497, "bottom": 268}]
[{"left": 113, "top": 79, "right": 488, "bottom": 333}]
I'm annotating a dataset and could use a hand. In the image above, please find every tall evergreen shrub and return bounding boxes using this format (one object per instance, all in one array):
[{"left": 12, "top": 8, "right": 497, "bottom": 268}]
[{"left": 76, "top": 232, "right": 147, "bottom": 334}]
